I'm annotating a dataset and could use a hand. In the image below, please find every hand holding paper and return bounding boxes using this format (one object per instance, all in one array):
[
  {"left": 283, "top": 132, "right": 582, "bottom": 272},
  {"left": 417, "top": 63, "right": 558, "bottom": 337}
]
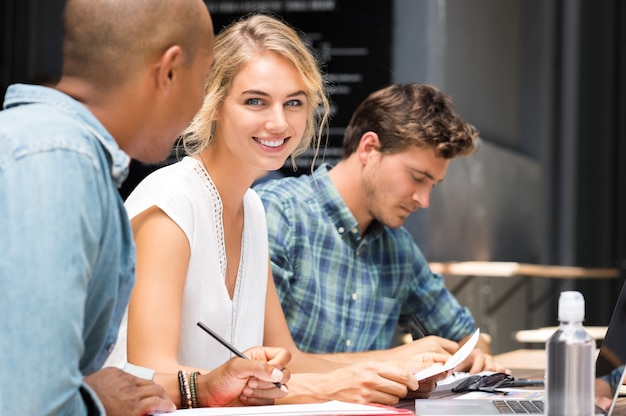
[{"left": 413, "top": 329, "right": 480, "bottom": 381}]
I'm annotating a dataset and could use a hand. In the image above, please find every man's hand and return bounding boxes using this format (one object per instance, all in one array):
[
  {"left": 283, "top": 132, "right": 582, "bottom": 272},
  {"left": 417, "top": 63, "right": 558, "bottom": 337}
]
[
  {"left": 386, "top": 351, "right": 451, "bottom": 374},
  {"left": 286, "top": 361, "right": 420, "bottom": 405},
  {"left": 197, "top": 346, "right": 291, "bottom": 407},
  {"left": 84, "top": 367, "right": 175, "bottom": 416},
  {"left": 595, "top": 377, "right": 613, "bottom": 412},
  {"left": 390, "top": 333, "right": 510, "bottom": 374},
  {"left": 390, "top": 335, "right": 460, "bottom": 357},
  {"left": 454, "top": 348, "right": 510, "bottom": 374},
  {"left": 404, "top": 374, "right": 442, "bottom": 399},
  {"left": 386, "top": 352, "right": 450, "bottom": 399}
]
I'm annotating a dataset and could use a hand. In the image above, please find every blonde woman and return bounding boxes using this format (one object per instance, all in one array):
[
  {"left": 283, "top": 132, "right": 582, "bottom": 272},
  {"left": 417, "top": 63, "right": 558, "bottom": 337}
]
[{"left": 115, "top": 13, "right": 447, "bottom": 407}]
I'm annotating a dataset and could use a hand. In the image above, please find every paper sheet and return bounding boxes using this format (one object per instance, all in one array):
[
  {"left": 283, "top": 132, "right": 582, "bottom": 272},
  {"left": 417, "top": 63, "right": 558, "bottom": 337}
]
[
  {"left": 150, "top": 400, "right": 411, "bottom": 415},
  {"left": 413, "top": 328, "right": 481, "bottom": 381}
]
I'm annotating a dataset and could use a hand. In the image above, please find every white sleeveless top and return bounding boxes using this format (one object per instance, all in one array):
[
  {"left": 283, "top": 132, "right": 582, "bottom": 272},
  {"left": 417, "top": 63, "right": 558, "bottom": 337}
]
[{"left": 106, "top": 156, "right": 267, "bottom": 370}]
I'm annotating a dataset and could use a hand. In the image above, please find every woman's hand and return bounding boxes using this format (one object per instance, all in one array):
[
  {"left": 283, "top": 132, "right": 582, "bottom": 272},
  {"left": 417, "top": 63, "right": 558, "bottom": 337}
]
[{"left": 197, "top": 346, "right": 291, "bottom": 407}]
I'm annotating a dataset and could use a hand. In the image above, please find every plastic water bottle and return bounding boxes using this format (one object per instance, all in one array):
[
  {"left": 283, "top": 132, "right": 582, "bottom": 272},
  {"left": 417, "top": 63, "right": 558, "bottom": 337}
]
[{"left": 545, "top": 291, "right": 595, "bottom": 416}]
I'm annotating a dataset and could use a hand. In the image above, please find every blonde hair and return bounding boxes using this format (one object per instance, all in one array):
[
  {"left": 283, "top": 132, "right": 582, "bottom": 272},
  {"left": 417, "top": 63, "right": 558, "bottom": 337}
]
[{"left": 183, "top": 13, "right": 330, "bottom": 166}]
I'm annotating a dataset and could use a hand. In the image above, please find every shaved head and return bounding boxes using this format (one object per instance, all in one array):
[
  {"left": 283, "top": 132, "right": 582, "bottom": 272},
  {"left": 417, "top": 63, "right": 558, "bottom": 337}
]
[{"left": 62, "top": 0, "right": 213, "bottom": 89}]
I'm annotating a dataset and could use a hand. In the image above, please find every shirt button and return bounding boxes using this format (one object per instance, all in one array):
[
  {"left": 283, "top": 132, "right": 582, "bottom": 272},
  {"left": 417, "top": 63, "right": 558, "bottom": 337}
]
[
  {"left": 346, "top": 340, "right": 351, "bottom": 347},
  {"left": 351, "top": 227, "right": 358, "bottom": 234},
  {"left": 338, "top": 226, "right": 345, "bottom": 233},
  {"left": 351, "top": 293, "right": 358, "bottom": 301}
]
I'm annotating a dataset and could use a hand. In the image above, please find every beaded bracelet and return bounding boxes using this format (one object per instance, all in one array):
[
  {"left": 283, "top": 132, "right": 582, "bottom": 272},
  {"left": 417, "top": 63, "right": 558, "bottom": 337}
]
[
  {"left": 190, "top": 371, "right": 200, "bottom": 408},
  {"left": 177, "top": 371, "right": 186, "bottom": 409},
  {"left": 177, "top": 370, "right": 193, "bottom": 409}
]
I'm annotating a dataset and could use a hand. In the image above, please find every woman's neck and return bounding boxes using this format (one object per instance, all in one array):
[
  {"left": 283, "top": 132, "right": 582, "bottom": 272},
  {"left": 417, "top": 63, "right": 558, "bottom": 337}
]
[{"left": 197, "top": 149, "right": 255, "bottom": 214}]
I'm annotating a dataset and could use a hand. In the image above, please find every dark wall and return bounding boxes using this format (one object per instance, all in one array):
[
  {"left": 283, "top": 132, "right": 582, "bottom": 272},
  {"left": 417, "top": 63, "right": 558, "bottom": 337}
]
[
  {"left": 1, "top": 0, "right": 64, "bottom": 96},
  {"left": 205, "top": 1, "right": 393, "bottom": 174},
  {"left": 571, "top": 0, "right": 626, "bottom": 321}
]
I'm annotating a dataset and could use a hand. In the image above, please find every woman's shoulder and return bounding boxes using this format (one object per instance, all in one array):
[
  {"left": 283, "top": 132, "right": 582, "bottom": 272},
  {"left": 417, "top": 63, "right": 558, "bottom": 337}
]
[
  {"left": 244, "top": 187, "right": 269, "bottom": 222},
  {"left": 125, "top": 157, "right": 207, "bottom": 220}
]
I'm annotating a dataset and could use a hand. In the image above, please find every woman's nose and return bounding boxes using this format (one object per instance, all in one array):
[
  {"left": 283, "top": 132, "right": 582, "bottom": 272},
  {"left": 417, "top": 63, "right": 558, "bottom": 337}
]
[{"left": 265, "top": 106, "right": 288, "bottom": 132}]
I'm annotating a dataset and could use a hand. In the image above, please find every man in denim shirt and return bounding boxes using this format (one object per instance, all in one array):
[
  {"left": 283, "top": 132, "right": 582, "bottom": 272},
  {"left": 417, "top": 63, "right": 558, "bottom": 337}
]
[{"left": 0, "top": 1, "right": 290, "bottom": 414}]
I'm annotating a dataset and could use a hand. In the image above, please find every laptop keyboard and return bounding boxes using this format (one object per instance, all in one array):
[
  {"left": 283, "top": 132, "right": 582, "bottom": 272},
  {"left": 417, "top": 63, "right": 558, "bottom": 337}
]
[{"left": 492, "top": 400, "right": 544, "bottom": 414}]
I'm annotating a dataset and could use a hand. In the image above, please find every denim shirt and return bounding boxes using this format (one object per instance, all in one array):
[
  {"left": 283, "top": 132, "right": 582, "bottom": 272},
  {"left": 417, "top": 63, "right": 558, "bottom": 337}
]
[{"left": 0, "top": 84, "right": 135, "bottom": 415}]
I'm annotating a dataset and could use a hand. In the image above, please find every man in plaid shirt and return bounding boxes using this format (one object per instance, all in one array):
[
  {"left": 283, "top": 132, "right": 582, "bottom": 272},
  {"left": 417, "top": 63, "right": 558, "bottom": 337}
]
[{"left": 255, "top": 83, "right": 504, "bottom": 373}]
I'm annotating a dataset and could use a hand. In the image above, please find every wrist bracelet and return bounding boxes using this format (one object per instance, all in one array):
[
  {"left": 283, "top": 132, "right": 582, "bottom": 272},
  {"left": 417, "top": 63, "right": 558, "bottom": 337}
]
[
  {"left": 177, "top": 371, "right": 186, "bottom": 408},
  {"left": 177, "top": 370, "right": 193, "bottom": 409},
  {"left": 190, "top": 371, "right": 200, "bottom": 408}
]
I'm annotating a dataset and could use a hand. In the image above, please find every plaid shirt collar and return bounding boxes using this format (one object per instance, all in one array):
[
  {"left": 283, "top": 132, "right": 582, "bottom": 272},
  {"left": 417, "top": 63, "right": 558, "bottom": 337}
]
[{"left": 314, "top": 163, "right": 385, "bottom": 246}]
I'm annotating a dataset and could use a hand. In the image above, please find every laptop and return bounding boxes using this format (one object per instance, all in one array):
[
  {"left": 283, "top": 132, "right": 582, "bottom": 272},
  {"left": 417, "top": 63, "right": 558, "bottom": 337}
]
[{"left": 414, "top": 283, "right": 626, "bottom": 415}]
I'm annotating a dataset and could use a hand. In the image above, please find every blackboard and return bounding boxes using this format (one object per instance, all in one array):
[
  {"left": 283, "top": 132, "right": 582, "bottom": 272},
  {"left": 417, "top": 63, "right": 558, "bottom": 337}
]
[
  {"left": 120, "top": 0, "right": 392, "bottom": 197},
  {"left": 206, "top": 0, "right": 392, "bottom": 173}
]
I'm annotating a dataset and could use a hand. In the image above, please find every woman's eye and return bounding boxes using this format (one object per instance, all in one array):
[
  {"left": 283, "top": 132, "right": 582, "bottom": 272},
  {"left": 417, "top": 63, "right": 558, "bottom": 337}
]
[
  {"left": 245, "top": 98, "right": 263, "bottom": 106},
  {"left": 285, "top": 99, "right": 303, "bottom": 107}
]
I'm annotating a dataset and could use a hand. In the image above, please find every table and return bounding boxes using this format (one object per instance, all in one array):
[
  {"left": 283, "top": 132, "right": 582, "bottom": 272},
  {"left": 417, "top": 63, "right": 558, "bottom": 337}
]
[
  {"left": 428, "top": 261, "right": 621, "bottom": 349},
  {"left": 494, "top": 349, "right": 626, "bottom": 416},
  {"left": 398, "top": 349, "right": 625, "bottom": 414},
  {"left": 429, "top": 261, "right": 620, "bottom": 279}
]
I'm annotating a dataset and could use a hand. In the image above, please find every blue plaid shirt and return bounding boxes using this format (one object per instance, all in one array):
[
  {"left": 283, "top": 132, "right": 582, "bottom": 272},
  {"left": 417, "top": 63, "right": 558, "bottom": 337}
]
[{"left": 254, "top": 164, "right": 476, "bottom": 353}]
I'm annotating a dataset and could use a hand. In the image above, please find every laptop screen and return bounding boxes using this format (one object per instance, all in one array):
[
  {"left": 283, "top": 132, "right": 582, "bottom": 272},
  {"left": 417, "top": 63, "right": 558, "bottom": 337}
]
[{"left": 595, "top": 281, "right": 626, "bottom": 414}]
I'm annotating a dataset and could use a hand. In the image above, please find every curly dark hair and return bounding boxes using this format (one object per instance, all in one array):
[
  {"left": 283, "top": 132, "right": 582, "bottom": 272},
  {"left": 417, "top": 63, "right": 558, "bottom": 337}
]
[{"left": 341, "top": 83, "right": 479, "bottom": 159}]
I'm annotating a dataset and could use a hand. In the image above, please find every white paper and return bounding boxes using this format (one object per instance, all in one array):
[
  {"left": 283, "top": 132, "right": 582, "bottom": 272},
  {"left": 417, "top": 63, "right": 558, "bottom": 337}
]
[
  {"left": 413, "top": 328, "right": 480, "bottom": 381},
  {"left": 150, "top": 400, "right": 409, "bottom": 415}
]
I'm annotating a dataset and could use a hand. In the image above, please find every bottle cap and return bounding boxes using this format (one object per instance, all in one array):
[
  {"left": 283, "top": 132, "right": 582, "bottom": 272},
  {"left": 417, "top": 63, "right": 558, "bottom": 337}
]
[{"left": 558, "top": 291, "right": 585, "bottom": 321}]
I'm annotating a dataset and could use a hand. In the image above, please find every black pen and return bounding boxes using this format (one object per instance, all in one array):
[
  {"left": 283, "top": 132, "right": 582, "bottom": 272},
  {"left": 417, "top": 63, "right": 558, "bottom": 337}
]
[
  {"left": 509, "top": 379, "right": 544, "bottom": 387},
  {"left": 410, "top": 315, "right": 430, "bottom": 339},
  {"left": 196, "top": 321, "right": 287, "bottom": 392}
]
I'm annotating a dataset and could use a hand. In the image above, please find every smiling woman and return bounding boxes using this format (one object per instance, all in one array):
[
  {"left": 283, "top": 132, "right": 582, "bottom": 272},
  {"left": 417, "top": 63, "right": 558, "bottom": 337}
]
[
  {"left": 106, "top": 12, "right": 331, "bottom": 398},
  {"left": 210, "top": 50, "right": 309, "bottom": 171},
  {"left": 183, "top": 13, "right": 330, "bottom": 162},
  {"left": 106, "top": 12, "right": 443, "bottom": 408}
]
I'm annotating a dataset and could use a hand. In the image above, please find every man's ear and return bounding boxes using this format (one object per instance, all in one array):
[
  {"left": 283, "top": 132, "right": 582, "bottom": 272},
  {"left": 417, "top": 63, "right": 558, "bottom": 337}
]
[
  {"left": 357, "top": 131, "right": 381, "bottom": 164},
  {"left": 154, "top": 45, "right": 184, "bottom": 92}
]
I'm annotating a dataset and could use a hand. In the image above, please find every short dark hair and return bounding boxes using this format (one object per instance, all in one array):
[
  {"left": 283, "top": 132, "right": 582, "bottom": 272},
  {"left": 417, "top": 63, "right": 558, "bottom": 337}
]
[{"left": 61, "top": 0, "right": 209, "bottom": 89}]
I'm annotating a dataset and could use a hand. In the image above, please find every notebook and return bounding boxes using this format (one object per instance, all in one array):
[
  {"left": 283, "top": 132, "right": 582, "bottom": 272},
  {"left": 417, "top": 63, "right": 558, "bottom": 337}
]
[
  {"left": 151, "top": 400, "right": 413, "bottom": 415},
  {"left": 414, "top": 283, "right": 626, "bottom": 416}
]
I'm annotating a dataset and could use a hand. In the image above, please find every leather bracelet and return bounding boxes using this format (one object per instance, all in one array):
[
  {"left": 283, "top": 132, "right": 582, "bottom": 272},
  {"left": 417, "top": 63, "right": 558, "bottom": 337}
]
[{"left": 177, "top": 370, "right": 192, "bottom": 409}]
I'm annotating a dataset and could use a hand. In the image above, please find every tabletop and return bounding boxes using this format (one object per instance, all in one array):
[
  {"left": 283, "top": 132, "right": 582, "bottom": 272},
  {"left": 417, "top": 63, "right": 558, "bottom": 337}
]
[{"left": 429, "top": 261, "right": 620, "bottom": 279}]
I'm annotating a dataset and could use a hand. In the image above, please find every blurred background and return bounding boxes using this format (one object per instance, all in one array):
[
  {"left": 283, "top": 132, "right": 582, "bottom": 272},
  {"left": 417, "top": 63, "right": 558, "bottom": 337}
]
[{"left": 2, "top": 0, "right": 624, "bottom": 354}]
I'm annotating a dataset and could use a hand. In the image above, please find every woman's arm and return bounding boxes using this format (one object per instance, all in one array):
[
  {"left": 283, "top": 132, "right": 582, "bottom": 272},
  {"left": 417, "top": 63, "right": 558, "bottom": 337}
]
[
  {"left": 127, "top": 206, "right": 190, "bottom": 372},
  {"left": 127, "top": 207, "right": 291, "bottom": 407}
]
